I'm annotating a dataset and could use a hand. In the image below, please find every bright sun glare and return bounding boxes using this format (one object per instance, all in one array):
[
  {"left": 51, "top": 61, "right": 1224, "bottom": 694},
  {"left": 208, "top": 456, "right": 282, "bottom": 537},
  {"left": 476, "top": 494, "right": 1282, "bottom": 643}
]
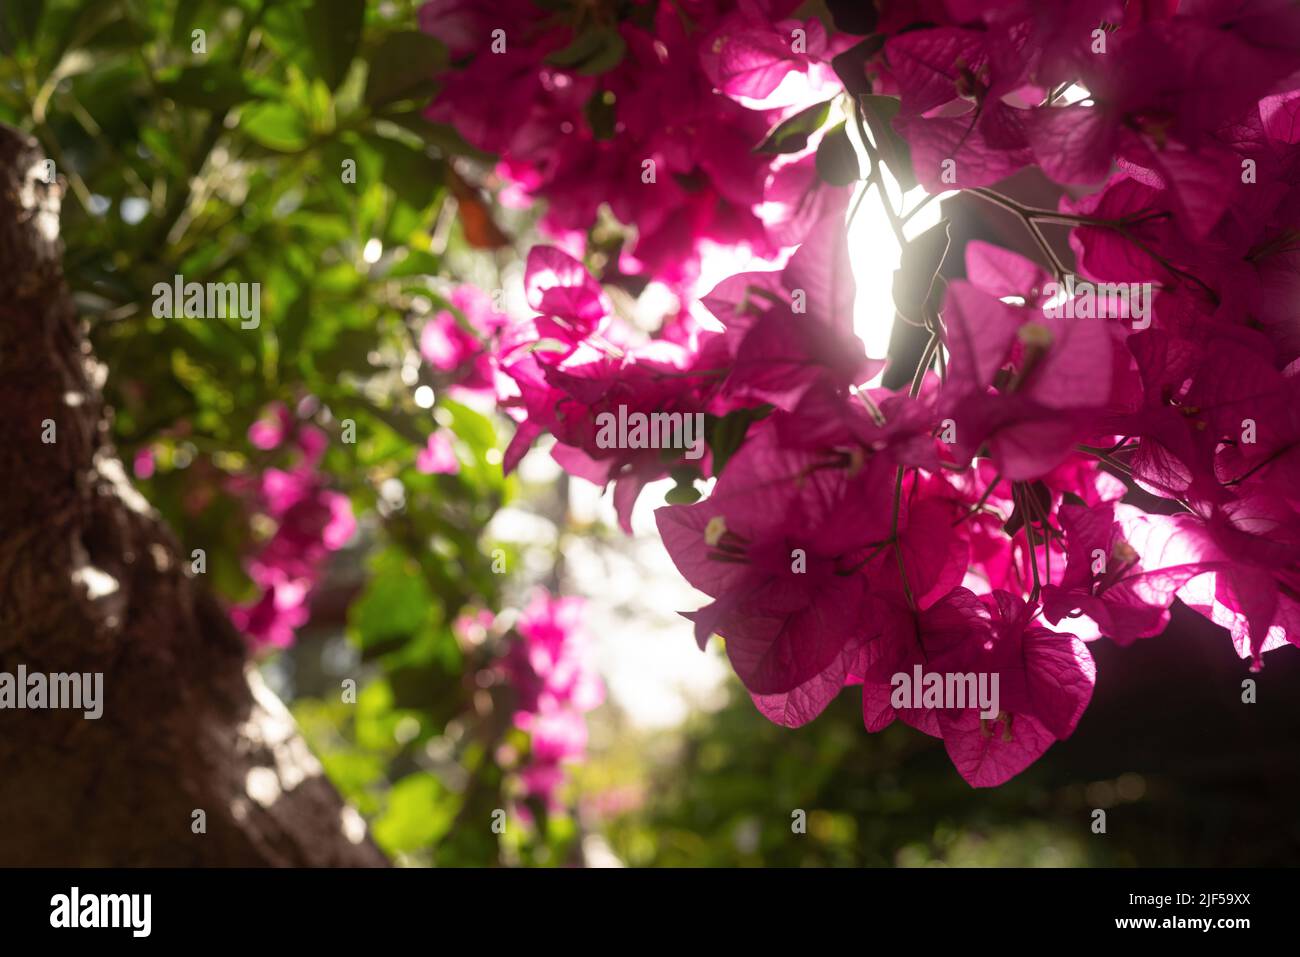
[{"left": 846, "top": 150, "right": 947, "bottom": 386}]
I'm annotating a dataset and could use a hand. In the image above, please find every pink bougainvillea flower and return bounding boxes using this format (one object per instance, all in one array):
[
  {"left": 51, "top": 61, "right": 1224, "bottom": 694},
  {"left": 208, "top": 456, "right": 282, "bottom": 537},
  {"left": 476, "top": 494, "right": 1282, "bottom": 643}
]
[
  {"left": 1113, "top": 326, "right": 1295, "bottom": 507},
  {"left": 227, "top": 405, "right": 356, "bottom": 650},
  {"left": 516, "top": 701, "right": 589, "bottom": 764},
  {"left": 497, "top": 590, "right": 604, "bottom": 809},
  {"left": 759, "top": 151, "right": 851, "bottom": 247},
  {"left": 1031, "top": 14, "right": 1300, "bottom": 234},
  {"left": 657, "top": 424, "right": 898, "bottom": 696},
  {"left": 513, "top": 591, "right": 606, "bottom": 713},
  {"left": 498, "top": 334, "right": 718, "bottom": 530},
  {"left": 421, "top": 0, "right": 792, "bottom": 284},
  {"left": 416, "top": 0, "right": 538, "bottom": 60},
  {"left": 420, "top": 285, "right": 507, "bottom": 394},
  {"left": 883, "top": 25, "right": 1037, "bottom": 190},
  {"left": 701, "top": 8, "right": 853, "bottom": 109},
  {"left": 749, "top": 483, "right": 971, "bottom": 727},
  {"left": 964, "top": 239, "right": 1053, "bottom": 306},
  {"left": 422, "top": 0, "right": 1300, "bottom": 789},
  {"left": 416, "top": 431, "right": 459, "bottom": 475},
  {"left": 230, "top": 579, "right": 311, "bottom": 651},
  {"left": 1041, "top": 501, "right": 1209, "bottom": 642},
  {"left": 524, "top": 245, "right": 612, "bottom": 345},
  {"left": 861, "top": 588, "right": 1096, "bottom": 787},
  {"left": 246, "top": 401, "right": 329, "bottom": 466},
  {"left": 249, "top": 401, "right": 293, "bottom": 450},
  {"left": 701, "top": 210, "right": 880, "bottom": 410},
  {"left": 132, "top": 446, "right": 155, "bottom": 479},
  {"left": 940, "top": 280, "right": 1115, "bottom": 480},
  {"left": 1175, "top": 496, "right": 1300, "bottom": 667},
  {"left": 250, "top": 483, "right": 354, "bottom": 580},
  {"left": 773, "top": 387, "right": 942, "bottom": 471}
]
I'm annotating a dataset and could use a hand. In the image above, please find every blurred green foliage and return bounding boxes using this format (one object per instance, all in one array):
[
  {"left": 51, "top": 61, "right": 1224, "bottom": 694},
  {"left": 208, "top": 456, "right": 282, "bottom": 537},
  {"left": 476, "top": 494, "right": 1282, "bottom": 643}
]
[
  {"left": 0, "top": 0, "right": 536, "bottom": 864},
  {"left": 596, "top": 685, "right": 1103, "bottom": 867}
]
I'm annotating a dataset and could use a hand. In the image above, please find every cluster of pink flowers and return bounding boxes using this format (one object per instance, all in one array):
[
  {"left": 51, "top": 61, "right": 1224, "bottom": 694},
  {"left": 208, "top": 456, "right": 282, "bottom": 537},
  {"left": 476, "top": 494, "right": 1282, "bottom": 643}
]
[
  {"left": 496, "top": 591, "right": 605, "bottom": 809},
  {"left": 416, "top": 283, "right": 520, "bottom": 475},
  {"left": 419, "top": 283, "right": 507, "bottom": 399},
  {"left": 229, "top": 403, "right": 356, "bottom": 649},
  {"left": 426, "top": 0, "right": 1300, "bottom": 785},
  {"left": 422, "top": 0, "right": 853, "bottom": 286}
]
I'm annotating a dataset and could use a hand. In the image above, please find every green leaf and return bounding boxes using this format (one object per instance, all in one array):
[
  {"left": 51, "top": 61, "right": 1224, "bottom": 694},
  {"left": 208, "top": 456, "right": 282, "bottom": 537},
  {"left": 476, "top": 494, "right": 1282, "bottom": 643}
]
[
  {"left": 389, "top": 661, "right": 462, "bottom": 711},
  {"left": 386, "top": 113, "right": 495, "bottom": 162},
  {"left": 44, "top": 1, "right": 133, "bottom": 65},
  {"left": 275, "top": 290, "right": 312, "bottom": 375},
  {"left": 441, "top": 398, "right": 497, "bottom": 456},
  {"left": 316, "top": 327, "right": 377, "bottom": 377},
  {"left": 858, "top": 93, "right": 917, "bottom": 191},
  {"left": 757, "top": 99, "right": 834, "bottom": 155},
  {"left": 0, "top": 0, "right": 43, "bottom": 54},
  {"left": 705, "top": 405, "right": 771, "bottom": 477},
  {"left": 665, "top": 482, "right": 701, "bottom": 505},
  {"left": 373, "top": 774, "right": 453, "bottom": 853},
  {"left": 170, "top": 0, "right": 207, "bottom": 48},
  {"left": 240, "top": 102, "right": 310, "bottom": 151},
  {"left": 815, "top": 122, "right": 861, "bottom": 187},
  {"left": 545, "top": 27, "right": 626, "bottom": 75},
  {"left": 160, "top": 63, "right": 261, "bottom": 112},
  {"left": 368, "top": 135, "right": 441, "bottom": 208},
  {"left": 355, "top": 633, "right": 407, "bottom": 663},
  {"left": 349, "top": 548, "right": 435, "bottom": 650},
  {"left": 364, "top": 31, "right": 447, "bottom": 106},
  {"left": 585, "top": 89, "right": 618, "bottom": 141},
  {"left": 385, "top": 249, "right": 441, "bottom": 278},
  {"left": 303, "top": 0, "right": 365, "bottom": 90}
]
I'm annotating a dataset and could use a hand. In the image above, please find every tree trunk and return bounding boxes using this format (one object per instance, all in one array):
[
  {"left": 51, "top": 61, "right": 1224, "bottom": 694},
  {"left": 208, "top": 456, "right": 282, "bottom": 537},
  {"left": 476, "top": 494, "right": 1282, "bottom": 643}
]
[{"left": 0, "top": 123, "right": 387, "bottom": 865}]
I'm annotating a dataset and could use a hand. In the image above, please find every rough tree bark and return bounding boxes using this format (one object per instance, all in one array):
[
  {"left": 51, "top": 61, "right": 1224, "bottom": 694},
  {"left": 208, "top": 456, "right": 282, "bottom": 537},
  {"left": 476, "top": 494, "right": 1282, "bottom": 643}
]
[{"left": 0, "top": 124, "right": 387, "bottom": 865}]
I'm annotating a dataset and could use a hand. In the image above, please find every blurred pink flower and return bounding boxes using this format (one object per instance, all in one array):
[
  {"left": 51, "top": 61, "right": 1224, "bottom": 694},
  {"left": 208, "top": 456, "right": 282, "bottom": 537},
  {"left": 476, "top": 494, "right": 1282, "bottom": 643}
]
[
  {"left": 132, "top": 447, "right": 155, "bottom": 479},
  {"left": 229, "top": 402, "right": 356, "bottom": 651},
  {"left": 416, "top": 431, "right": 459, "bottom": 474},
  {"left": 497, "top": 589, "right": 605, "bottom": 810}
]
